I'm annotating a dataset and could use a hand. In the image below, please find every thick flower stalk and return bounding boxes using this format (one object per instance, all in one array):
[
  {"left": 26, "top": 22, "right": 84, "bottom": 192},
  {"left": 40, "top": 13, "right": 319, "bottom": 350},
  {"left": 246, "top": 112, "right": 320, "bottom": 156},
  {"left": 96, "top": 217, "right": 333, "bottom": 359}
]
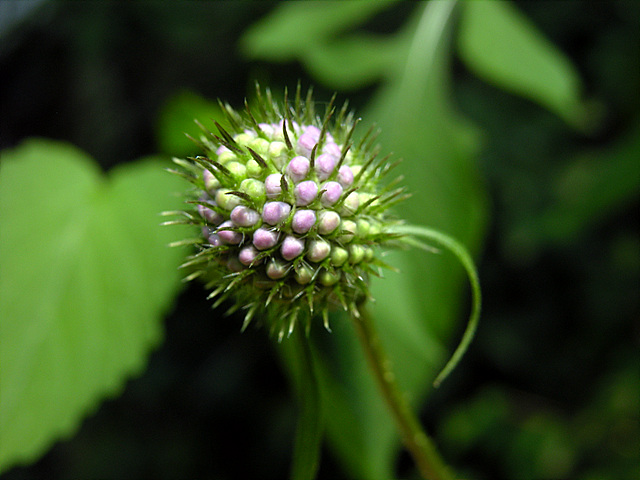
[{"left": 166, "top": 85, "right": 406, "bottom": 338}]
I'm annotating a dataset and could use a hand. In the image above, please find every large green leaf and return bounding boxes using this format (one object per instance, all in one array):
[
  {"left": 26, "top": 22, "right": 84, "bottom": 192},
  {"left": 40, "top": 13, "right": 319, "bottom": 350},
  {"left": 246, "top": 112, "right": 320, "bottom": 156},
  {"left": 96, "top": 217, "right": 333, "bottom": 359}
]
[
  {"left": 242, "top": 1, "right": 488, "bottom": 475},
  {"left": 458, "top": 1, "right": 592, "bottom": 129},
  {"left": 0, "top": 139, "right": 188, "bottom": 472},
  {"left": 243, "top": 1, "right": 486, "bottom": 477},
  {"left": 315, "top": 2, "right": 486, "bottom": 477}
]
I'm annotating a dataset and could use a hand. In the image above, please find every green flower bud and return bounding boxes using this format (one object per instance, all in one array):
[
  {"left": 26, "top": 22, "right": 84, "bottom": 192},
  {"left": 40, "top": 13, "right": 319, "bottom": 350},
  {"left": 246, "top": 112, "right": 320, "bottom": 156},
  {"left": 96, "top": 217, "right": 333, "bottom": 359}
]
[
  {"left": 217, "top": 150, "right": 236, "bottom": 164},
  {"left": 239, "top": 178, "right": 266, "bottom": 205},
  {"left": 249, "top": 137, "right": 270, "bottom": 156},
  {"left": 246, "top": 159, "right": 263, "bottom": 178},
  {"left": 319, "top": 269, "right": 341, "bottom": 287},
  {"left": 357, "top": 219, "right": 371, "bottom": 237},
  {"left": 338, "top": 220, "right": 357, "bottom": 243},
  {"left": 226, "top": 162, "right": 247, "bottom": 182},
  {"left": 294, "top": 264, "right": 314, "bottom": 285},
  {"left": 234, "top": 132, "right": 255, "bottom": 146},
  {"left": 349, "top": 244, "right": 366, "bottom": 264},
  {"left": 340, "top": 191, "right": 360, "bottom": 217},
  {"left": 268, "top": 141, "right": 288, "bottom": 169},
  {"left": 215, "top": 188, "right": 242, "bottom": 211},
  {"left": 330, "top": 246, "right": 349, "bottom": 267}
]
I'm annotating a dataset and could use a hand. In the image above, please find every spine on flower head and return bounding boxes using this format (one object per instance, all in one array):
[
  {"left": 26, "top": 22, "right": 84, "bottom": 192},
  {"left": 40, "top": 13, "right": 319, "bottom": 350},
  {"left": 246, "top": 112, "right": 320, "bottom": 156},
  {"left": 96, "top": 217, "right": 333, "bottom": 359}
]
[{"left": 166, "top": 83, "right": 407, "bottom": 339}]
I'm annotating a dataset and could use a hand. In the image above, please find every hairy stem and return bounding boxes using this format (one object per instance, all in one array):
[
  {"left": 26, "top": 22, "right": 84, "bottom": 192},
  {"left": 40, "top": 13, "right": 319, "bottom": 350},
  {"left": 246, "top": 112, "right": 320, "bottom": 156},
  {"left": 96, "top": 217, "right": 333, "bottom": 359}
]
[{"left": 352, "top": 305, "right": 454, "bottom": 480}]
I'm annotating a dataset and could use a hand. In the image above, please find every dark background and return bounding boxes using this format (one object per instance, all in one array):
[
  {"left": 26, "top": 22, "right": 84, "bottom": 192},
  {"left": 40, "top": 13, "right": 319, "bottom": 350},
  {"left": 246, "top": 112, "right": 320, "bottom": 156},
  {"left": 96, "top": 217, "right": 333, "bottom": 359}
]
[{"left": 1, "top": 1, "right": 638, "bottom": 479}]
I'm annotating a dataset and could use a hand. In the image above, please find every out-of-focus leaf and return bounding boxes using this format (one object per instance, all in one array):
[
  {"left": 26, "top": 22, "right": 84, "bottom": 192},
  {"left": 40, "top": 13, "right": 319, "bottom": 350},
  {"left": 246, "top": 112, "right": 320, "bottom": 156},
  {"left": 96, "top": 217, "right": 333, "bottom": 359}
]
[
  {"left": 575, "top": 362, "right": 640, "bottom": 479},
  {"left": 156, "top": 90, "right": 225, "bottom": 157},
  {"left": 439, "top": 387, "right": 512, "bottom": 455},
  {"left": 241, "top": 0, "right": 397, "bottom": 61},
  {"left": 458, "top": 1, "right": 592, "bottom": 129},
  {"left": 508, "top": 121, "right": 640, "bottom": 254},
  {"left": 309, "top": 1, "right": 487, "bottom": 478},
  {"left": 0, "top": 139, "right": 188, "bottom": 472},
  {"left": 242, "top": 1, "right": 486, "bottom": 476},
  {"left": 507, "top": 414, "right": 576, "bottom": 479},
  {"left": 302, "top": 32, "right": 410, "bottom": 90},
  {"left": 440, "top": 361, "right": 640, "bottom": 479},
  {"left": 241, "top": 0, "right": 403, "bottom": 89}
]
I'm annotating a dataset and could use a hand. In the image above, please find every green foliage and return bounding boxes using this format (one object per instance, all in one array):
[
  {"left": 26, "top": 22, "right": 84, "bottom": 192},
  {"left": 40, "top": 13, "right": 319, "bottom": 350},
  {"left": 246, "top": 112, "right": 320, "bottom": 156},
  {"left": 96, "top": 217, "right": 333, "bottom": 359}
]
[
  {"left": 241, "top": 0, "right": 401, "bottom": 89},
  {"left": 239, "top": 0, "right": 629, "bottom": 478},
  {"left": 242, "top": 1, "right": 488, "bottom": 477},
  {"left": 0, "top": 140, "right": 188, "bottom": 472},
  {"left": 440, "top": 360, "right": 640, "bottom": 480},
  {"left": 457, "top": 1, "right": 593, "bottom": 130},
  {"left": 510, "top": 121, "right": 640, "bottom": 251},
  {"left": 156, "top": 90, "right": 226, "bottom": 157},
  {"left": 1, "top": 0, "right": 637, "bottom": 479}
]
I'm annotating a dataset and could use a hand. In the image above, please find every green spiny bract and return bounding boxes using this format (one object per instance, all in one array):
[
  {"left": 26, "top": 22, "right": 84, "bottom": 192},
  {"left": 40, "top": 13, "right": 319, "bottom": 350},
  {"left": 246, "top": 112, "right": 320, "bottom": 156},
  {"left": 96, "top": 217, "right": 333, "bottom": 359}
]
[{"left": 166, "top": 85, "right": 407, "bottom": 339}]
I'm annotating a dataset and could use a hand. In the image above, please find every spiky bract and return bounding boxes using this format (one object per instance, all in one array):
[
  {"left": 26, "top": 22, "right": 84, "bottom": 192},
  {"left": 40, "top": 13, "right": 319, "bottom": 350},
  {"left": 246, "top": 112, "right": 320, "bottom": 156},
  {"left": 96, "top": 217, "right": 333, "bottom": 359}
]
[{"left": 166, "top": 85, "right": 406, "bottom": 338}]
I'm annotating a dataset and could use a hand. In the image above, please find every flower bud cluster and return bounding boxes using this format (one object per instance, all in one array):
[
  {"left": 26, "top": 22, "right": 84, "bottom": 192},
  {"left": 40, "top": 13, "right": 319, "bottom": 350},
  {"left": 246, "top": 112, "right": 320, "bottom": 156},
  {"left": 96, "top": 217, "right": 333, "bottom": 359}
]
[{"left": 169, "top": 86, "right": 405, "bottom": 337}]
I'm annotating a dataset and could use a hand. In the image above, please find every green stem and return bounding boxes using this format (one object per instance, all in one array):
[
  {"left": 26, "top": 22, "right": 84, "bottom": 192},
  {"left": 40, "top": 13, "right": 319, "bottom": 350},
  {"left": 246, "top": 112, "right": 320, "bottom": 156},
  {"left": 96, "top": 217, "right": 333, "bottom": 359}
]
[
  {"left": 352, "top": 305, "right": 455, "bottom": 480},
  {"left": 392, "top": 224, "right": 482, "bottom": 387},
  {"left": 288, "top": 327, "right": 323, "bottom": 480}
]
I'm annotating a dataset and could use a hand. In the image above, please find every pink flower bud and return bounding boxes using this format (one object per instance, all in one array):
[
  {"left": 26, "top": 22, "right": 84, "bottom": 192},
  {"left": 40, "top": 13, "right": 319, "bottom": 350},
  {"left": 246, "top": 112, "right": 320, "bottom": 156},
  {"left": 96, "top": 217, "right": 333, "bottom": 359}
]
[
  {"left": 230, "top": 205, "right": 260, "bottom": 227},
  {"left": 253, "top": 227, "right": 279, "bottom": 250},
  {"left": 198, "top": 203, "right": 223, "bottom": 225},
  {"left": 203, "top": 169, "right": 220, "bottom": 192},
  {"left": 203, "top": 228, "right": 222, "bottom": 247},
  {"left": 338, "top": 165, "right": 354, "bottom": 188},
  {"left": 262, "top": 201, "right": 291, "bottom": 225},
  {"left": 322, "top": 142, "right": 341, "bottom": 159},
  {"left": 294, "top": 180, "right": 318, "bottom": 206},
  {"left": 296, "top": 126, "right": 321, "bottom": 157},
  {"left": 216, "top": 145, "right": 230, "bottom": 156},
  {"left": 292, "top": 209, "right": 316, "bottom": 234},
  {"left": 315, "top": 153, "right": 337, "bottom": 181},
  {"left": 320, "top": 181, "right": 343, "bottom": 206},
  {"left": 239, "top": 245, "right": 261, "bottom": 266},
  {"left": 286, "top": 156, "right": 310, "bottom": 183},
  {"left": 281, "top": 235, "right": 305, "bottom": 261},
  {"left": 217, "top": 220, "right": 242, "bottom": 245},
  {"left": 265, "top": 173, "right": 283, "bottom": 198}
]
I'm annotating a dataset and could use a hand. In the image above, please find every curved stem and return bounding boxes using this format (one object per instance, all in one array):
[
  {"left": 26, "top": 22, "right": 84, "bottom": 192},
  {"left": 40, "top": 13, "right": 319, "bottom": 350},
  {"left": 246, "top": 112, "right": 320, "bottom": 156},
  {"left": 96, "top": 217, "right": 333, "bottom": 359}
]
[
  {"left": 391, "top": 224, "right": 482, "bottom": 387},
  {"left": 352, "top": 305, "right": 455, "bottom": 480}
]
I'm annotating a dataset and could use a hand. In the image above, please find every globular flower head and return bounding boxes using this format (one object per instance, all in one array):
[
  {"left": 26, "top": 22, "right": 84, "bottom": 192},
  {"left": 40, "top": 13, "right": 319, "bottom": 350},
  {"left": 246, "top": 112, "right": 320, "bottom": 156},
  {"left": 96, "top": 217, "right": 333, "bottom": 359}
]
[{"left": 167, "top": 84, "right": 407, "bottom": 338}]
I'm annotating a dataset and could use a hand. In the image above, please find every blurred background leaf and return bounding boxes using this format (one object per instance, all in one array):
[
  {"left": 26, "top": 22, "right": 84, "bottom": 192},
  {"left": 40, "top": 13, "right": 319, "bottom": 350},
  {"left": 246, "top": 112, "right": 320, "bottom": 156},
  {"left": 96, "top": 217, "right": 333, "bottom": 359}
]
[
  {"left": 244, "top": 1, "right": 487, "bottom": 477},
  {"left": 242, "top": 0, "right": 405, "bottom": 90},
  {"left": 508, "top": 120, "right": 640, "bottom": 252},
  {"left": 241, "top": 0, "right": 398, "bottom": 87},
  {"left": 156, "top": 90, "right": 225, "bottom": 158},
  {"left": 439, "top": 357, "right": 640, "bottom": 480},
  {"left": 0, "top": 139, "right": 188, "bottom": 472},
  {"left": 457, "top": 1, "right": 595, "bottom": 130}
]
